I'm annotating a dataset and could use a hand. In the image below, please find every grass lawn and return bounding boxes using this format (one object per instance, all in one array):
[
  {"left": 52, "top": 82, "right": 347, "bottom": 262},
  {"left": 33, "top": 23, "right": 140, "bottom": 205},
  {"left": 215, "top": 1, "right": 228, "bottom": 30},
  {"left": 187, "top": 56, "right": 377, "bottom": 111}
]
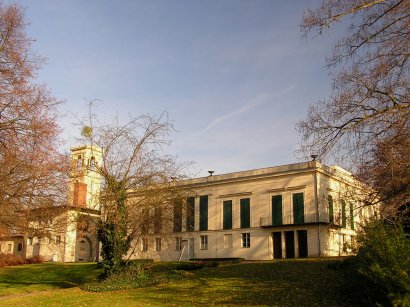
[
  {"left": 0, "top": 262, "right": 100, "bottom": 297},
  {"left": 0, "top": 258, "right": 362, "bottom": 306}
]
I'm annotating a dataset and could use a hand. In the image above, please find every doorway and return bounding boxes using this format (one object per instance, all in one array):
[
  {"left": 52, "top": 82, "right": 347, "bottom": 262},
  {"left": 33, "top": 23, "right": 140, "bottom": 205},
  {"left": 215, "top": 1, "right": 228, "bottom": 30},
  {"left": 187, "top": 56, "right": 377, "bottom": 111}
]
[
  {"left": 297, "top": 230, "right": 308, "bottom": 258},
  {"left": 181, "top": 238, "right": 194, "bottom": 260},
  {"left": 272, "top": 232, "right": 282, "bottom": 259},
  {"left": 75, "top": 236, "right": 92, "bottom": 262},
  {"left": 285, "top": 231, "right": 295, "bottom": 258}
]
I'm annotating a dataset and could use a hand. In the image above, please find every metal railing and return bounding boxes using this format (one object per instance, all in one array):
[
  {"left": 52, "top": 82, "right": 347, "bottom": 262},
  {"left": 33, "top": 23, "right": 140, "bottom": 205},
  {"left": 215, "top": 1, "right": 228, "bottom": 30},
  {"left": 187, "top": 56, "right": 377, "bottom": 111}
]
[{"left": 260, "top": 215, "right": 340, "bottom": 227}]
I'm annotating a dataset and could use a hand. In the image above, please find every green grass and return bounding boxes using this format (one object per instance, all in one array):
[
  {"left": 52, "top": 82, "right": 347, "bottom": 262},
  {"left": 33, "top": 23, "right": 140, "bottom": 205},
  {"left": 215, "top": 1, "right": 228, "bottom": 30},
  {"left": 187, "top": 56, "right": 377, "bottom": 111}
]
[{"left": 0, "top": 258, "right": 363, "bottom": 306}]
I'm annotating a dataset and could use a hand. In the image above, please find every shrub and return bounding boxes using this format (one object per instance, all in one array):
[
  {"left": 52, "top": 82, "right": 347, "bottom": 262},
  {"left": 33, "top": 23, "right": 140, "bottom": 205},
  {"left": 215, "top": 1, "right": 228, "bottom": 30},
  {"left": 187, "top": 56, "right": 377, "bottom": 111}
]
[
  {"left": 355, "top": 220, "right": 410, "bottom": 306},
  {"left": 0, "top": 254, "right": 46, "bottom": 267},
  {"left": 25, "top": 255, "right": 45, "bottom": 264},
  {"left": 0, "top": 254, "right": 25, "bottom": 267}
]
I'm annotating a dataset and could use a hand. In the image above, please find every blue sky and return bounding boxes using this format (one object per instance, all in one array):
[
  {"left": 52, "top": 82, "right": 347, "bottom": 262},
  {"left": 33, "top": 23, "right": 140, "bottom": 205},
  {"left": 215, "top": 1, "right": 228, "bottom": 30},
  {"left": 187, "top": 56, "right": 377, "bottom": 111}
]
[{"left": 12, "top": 0, "right": 337, "bottom": 176}]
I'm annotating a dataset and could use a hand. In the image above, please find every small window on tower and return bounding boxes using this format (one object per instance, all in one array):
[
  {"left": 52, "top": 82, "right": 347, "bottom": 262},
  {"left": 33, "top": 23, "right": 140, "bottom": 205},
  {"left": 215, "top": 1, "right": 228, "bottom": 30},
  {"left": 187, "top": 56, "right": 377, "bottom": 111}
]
[
  {"left": 90, "top": 156, "right": 95, "bottom": 171},
  {"left": 77, "top": 155, "right": 82, "bottom": 171}
]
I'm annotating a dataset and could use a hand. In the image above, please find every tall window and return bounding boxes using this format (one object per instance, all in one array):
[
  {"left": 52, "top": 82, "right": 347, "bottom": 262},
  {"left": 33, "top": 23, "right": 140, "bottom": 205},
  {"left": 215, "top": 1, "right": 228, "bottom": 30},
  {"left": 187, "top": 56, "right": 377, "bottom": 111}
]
[
  {"left": 154, "top": 207, "right": 163, "bottom": 234},
  {"left": 90, "top": 156, "right": 95, "bottom": 171},
  {"left": 242, "top": 233, "right": 250, "bottom": 248},
  {"left": 173, "top": 201, "right": 182, "bottom": 233},
  {"left": 76, "top": 155, "right": 82, "bottom": 171},
  {"left": 55, "top": 236, "right": 61, "bottom": 245},
  {"left": 186, "top": 197, "right": 195, "bottom": 232},
  {"left": 141, "top": 238, "right": 148, "bottom": 252},
  {"left": 175, "top": 237, "right": 182, "bottom": 251},
  {"left": 17, "top": 243, "right": 22, "bottom": 252},
  {"left": 28, "top": 237, "right": 33, "bottom": 246},
  {"left": 240, "top": 198, "right": 250, "bottom": 228},
  {"left": 341, "top": 200, "right": 347, "bottom": 228},
  {"left": 223, "top": 200, "right": 232, "bottom": 230},
  {"left": 328, "top": 195, "right": 334, "bottom": 224},
  {"left": 155, "top": 238, "right": 161, "bottom": 251},
  {"left": 293, "top": 193, "right": 304, "bottom": 224},
  {"left": 200, "top": 235, "right": 208, "bottom": 250},
  {"left": 349, "top": 203, "right": 355, "bottom": 230},
  {"left": 199, "top": 195, "right": 208, "bottom": 231},
  {"left": 271, "top": 195, "right": 282, "bottom": 226},
  {"left": 7, "top": 244, "right": 12, "bottom": 252},
  {"left": 141, "top": 209, "right": 150, "bottom": 235}
]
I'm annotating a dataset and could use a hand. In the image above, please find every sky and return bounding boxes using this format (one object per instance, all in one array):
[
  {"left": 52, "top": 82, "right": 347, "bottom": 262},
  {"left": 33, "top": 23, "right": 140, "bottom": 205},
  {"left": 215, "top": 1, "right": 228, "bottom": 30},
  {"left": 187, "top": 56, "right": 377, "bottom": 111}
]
[{"left": 10, "top": 0, "right": 339, "bottom": 177}]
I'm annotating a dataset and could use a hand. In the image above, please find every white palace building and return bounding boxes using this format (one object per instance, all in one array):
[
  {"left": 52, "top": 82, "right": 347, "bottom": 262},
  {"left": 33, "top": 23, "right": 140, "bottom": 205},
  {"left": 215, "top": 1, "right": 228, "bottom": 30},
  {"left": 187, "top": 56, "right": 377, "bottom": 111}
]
[{"left": 0, "top": 146, "right": 377, "bottom": 262}]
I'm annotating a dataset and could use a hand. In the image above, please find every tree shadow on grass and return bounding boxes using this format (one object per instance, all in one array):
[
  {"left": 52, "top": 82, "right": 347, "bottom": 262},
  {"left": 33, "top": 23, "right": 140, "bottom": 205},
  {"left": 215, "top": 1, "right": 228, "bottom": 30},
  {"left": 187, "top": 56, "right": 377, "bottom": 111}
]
[
  {"left": 0, "top": 280, "right": 76, "bottom": 290},
  {"left": 0, "top": 263, "right": 100, "bottom": 295}
]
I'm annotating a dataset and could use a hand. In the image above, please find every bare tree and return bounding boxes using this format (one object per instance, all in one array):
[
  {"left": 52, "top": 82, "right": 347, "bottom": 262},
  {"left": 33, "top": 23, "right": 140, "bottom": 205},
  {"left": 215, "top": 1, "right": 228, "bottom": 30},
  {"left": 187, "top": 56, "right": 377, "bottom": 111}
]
[
  {"left": 297, "top": 0, "right": 409, "bottom": 218},
  {"left": 0, "top": 2, "right": 68, "bottom": 248},
  {"left": 80, "top": 105, "right": 189, "bottom": 277}
]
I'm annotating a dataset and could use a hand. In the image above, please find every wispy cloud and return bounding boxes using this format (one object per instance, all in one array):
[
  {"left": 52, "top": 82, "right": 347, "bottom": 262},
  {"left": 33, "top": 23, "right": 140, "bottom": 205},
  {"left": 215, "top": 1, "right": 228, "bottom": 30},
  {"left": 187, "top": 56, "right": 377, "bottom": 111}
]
[{"left": 203, "top": 83, "right": 297, "bottom": 131}]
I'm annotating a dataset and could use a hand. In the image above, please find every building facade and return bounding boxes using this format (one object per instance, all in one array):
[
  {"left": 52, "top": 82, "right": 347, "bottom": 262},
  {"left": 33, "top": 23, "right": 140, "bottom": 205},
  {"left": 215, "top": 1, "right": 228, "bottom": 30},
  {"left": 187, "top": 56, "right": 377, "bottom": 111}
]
[
  {"left": 0, "top": 145, "right": 101, "bottom": 262},
  {"left": 1, "top": 146, "right": 377, "bottom": 262},
  {"left": 131, "top": 160, "right": 377, "bottom": 261}
]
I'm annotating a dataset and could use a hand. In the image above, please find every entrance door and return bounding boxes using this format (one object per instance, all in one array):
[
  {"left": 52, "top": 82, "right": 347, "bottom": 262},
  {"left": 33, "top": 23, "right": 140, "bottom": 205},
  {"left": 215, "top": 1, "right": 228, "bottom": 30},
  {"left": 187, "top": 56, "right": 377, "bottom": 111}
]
[
  {"left": 181, "top": 239, "right": 194, "bottom": 261},
  {"left": 297, "top": 230, "right": 308, "bottom": 258},
  {"left": 188, "top": 238, "right": 194, "bottom": 260},
  {"left": 272, "top": 232, "right": 282, "bottom": 259},
  {"left": 75, "top": 236, "right": 92, "bottom": 262},
  {"left": 285, "top": 231, "right": 295, "bottom": 258}
]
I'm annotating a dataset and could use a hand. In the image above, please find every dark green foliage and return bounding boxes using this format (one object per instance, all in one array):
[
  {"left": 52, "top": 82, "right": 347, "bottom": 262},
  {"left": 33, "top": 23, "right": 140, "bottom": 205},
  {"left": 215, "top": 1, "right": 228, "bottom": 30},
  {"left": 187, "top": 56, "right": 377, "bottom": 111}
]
[
  {"left": 97, "top": 222, "right": 130, "bottom": 279},
  {"left": 97, "top": 183, "right": 130, "bottom": 279},
  {"left": 355, "top": 220, "right": 410, "bottom": 306}
]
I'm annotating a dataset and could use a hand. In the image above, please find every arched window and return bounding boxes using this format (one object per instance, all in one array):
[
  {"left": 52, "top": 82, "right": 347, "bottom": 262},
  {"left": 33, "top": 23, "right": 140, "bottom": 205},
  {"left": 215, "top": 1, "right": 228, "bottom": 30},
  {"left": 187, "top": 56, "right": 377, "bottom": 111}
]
[
  {"left": 90, "top": 156, "right": 95, "bottom": 171},
  {"left": 76, "top": 155, "right": 82, "bottom": 171}
]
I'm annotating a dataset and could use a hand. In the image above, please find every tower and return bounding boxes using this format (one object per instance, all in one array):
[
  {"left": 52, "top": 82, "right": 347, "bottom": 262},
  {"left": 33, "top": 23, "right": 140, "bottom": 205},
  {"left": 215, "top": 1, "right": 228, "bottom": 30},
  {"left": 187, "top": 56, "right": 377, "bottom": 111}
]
[{"left": 69, "top": 145, "right": 102, "bottom": 210}]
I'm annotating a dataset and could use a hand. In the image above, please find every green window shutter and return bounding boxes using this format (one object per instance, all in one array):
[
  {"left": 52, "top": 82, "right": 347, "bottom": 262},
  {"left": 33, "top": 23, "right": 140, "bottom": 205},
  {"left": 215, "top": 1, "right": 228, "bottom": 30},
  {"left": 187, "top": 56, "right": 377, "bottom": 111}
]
[
  {"left": 341, "top": 200, "right": 347, "bottom": 228},
  {"left": 328, "top": 195, "right": 334, "bottom": 224},
  {"left": 141, "top": 209, "right": 149, "bottom": 235},
  {"left": 154, "top": 207, "right": 162, "bottom": 234},
  {"left": 271, "top": 195, "right": 282, "bottom": 226},
  {"left": 223, "top": 200, "right": 232, "bottom": 230},
  {"left": 173, "top": 202, "right": 182, "bottom": 233},
  {"left": 199, "top": 195, "right": 208, "bottom": 231},
  {"left": 240, "top": 198, "right": 250, "bottom": 228},
  {"left": 186, "top": 197, "right": 195, "bottom": 232},
  {"left": 293, "top": 193, "right": 304, "bottom": 224},
  {"left": 350, "top": 203, "right": 354, "bottom": 230}
]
